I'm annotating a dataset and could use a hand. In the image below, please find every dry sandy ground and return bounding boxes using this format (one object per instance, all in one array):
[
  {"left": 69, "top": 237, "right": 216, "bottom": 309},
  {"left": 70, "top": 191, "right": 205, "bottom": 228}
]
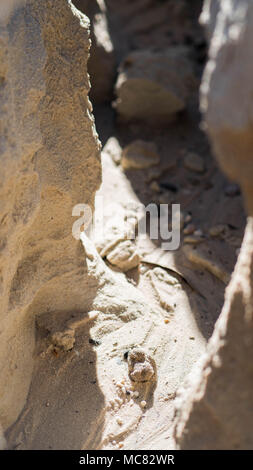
[
  {"left": 6, "top": 0, "right": 246, "bottom": 450},
  {"left": 6, "top": 106, "right": 245, "bottom": 449}
]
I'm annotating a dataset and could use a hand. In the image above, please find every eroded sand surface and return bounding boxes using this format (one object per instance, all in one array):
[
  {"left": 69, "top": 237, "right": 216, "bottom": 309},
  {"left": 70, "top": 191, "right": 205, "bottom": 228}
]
[
  {"left": 6, "top": 0, "right": 246, "bottom": 450},
  {"left": 7, "top": 134, "right": 245, "bottom": 450}
]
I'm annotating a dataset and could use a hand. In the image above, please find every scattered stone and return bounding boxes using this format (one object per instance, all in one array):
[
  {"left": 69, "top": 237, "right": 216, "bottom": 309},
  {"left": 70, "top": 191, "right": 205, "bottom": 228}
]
[
  {"left": 121, "top": 140, "right": 160, "bottom": 170},
  {"left": 115, "top": 397, "right": 123, "bottom": 406},
  {"left": 183, "top": 224, "right": 195, "bottom": 235},
  {"left": 224, "top": 183, "right": 241, "bottom": 197},
  {"left": 183, "top": 245, "right": 230, "bottom": 284},
  {"left": 107, "top": 240, "right": 140, "bottom": 272},
  {"left": 150, "top": 181, "right": 161, "bottom": 193},
  {"left": 115, "top": 47, "right": 196, "bottom": 124},
  {"left": 128, "top": 348, "right": 156, "bottom": 383},
  {"left": 140, "top": 400, "right": 147, "bottom": 409},
  {"left": 194, "top": 229, "right": 203, "bottom": 237},
  {"left": 116, "top": 418, "right": 123, "bottom": 426},
  {"left": 184, "top": 235, "right": 204, "bottom": 245},
  {"left": 209, "top": 224, "right": 227, "bottom": 238},
  {"left": 51, "top": 330, "right": 75, "bottom": 352},
  {"left": 133, "top": 391, "right": 139, "bottom": 398},
  {"left": 103, "top": 137, "right": 122, "bottom": 165},
  {"left": 184, "top": 152, "right": 205, "bottom": 173}
]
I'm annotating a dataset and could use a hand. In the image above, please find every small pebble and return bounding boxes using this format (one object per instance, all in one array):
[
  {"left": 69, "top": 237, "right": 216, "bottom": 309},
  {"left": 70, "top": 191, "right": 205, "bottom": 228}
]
[
  {"left": 184, "top": 235, "right": 203, "bottom": 245},
  {"left": 164, "top": 318, "right": 170, "bottom": 324},
  {"left": 46, "top": 402, "right": 50, "bottom": 407},
  {"left": 116, "top": 418, "right": 123, "bottom": 426},
  {"left": 128, "top": 348, "right": 156, "bottom": 383},
  {"left": 209, "top": 224, "right": 226, "bottom": 237},
  {"left": 140, "top": 400, "right": 147, "bottom": 409},
  {"left": 119, "top": 442, "right": 124, "bottom": 449},
  {"left": 115, "top": 397, "right": 123, "bottom": 406},
  {"left": 184, "top": 152, "right": 205, "bottom": 173},
  {"left": 183, "top": 223, "right": 195, "bottom": 235},
  {"left": 150, "top": 181, "right": 160, "bottom": 193},
  {"left": 133, "top": 391, "right": 139, "bottom": 398},
  {"left": 139, "top": 264, "right": 148, "bottom": 274},
  {"left": 194, "top": 229, "right": 203, "bottom": 237}
]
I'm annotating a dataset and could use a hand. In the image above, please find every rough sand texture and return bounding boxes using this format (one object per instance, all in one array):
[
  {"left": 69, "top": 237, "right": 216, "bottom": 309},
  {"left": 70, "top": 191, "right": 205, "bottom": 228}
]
[
  {"left": 1, "top": 0, "right": 250, "bottom": 450},
  {"left": 0, "top": 0, "right": 101, "bottom": 432}
]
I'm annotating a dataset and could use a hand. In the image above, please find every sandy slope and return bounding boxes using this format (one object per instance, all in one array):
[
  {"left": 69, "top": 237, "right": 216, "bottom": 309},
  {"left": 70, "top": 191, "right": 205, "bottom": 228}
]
[{"left": 6, "top": 0, "right": 246, "bottom": 450}]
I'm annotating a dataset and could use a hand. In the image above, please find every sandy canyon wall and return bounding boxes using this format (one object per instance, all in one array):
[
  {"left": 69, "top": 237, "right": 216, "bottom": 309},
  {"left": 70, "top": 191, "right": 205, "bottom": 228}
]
[
  {"left": 0, "top": 0, "right": 101, "bottom": 433},
  {"left": 175, "top": 0, "right": 253, "bottom": 449}
]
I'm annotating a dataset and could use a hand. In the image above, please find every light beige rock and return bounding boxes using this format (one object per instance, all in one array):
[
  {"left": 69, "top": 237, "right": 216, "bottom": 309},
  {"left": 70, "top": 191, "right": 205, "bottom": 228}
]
[
  {"left": 150, "top": 181, "right": 160, "bottom": 193},
  {"left": 121, "top": 140, "right": 160, "bottom": 170},
  {"left": 114, "top": 48, "right": 197, "bottom": 124},
  {"left": 107, "top": 240, "right": 140, "bottom": 272},
  {"left": 175, "top": 0, "right": 253, "bottom": 450},
  {"left": 51, "top": 329, "right": 75, "bottom": 352},
  {"left": 176, "top": 219, "right": 253, "bottom": 449},
  {"left": 201, "top": 0, "right": 253, "bottom": 214},
  {"left": 183, "top": 224, "right": 195, "bottom": 235},
  {"left": 0, "top": 0, "right": 101, "bottom": 431},
  {"left": 184, "top": 152, "right": 205, "bottom": 173},
  {"left": 209, "top": 224, "right": 227, "bottom": 238},
  {"left": 183, "top": 244, "right": 230, "bottom": 284},
  {"left": 184, "top": 235, "right": 204, "bottom": 245},
  {"left": 128, "top": 348, "right": 156, "bottom": 383}
]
